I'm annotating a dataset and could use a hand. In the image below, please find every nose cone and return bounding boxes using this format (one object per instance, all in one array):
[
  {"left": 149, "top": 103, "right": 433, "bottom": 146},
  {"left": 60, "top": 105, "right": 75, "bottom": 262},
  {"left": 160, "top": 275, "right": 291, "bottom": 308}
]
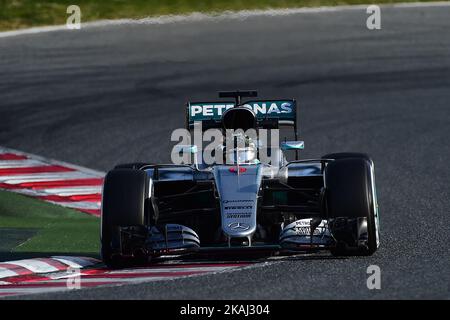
[{"left": 213, "top": 165, "right": 262, "bottom": 239}]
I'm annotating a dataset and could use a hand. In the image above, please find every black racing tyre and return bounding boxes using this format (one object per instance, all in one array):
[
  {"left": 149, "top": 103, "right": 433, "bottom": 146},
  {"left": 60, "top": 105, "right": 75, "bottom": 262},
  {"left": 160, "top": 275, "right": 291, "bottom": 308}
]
[
  {"left": 325, "top": 158, "right": 379, "bottom": 256},
  {"left": 101, "top": 169, "right": 147, "bottom": 268},
  {"left": 114, "top": 163, "right": 150, "bottom": 170},
  {"left": 322, "top": 152, "right": 372, "bottom": 163}
]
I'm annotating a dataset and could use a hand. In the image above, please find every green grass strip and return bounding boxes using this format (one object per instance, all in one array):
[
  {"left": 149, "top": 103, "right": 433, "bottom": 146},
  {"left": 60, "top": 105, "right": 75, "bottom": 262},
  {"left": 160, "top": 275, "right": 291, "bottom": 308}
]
[
  {"left": 0, "top": 0, "right": 442, "bottom": 31},
  {"left": 0, "top": 190, "right": 99, "bottom": 255}
]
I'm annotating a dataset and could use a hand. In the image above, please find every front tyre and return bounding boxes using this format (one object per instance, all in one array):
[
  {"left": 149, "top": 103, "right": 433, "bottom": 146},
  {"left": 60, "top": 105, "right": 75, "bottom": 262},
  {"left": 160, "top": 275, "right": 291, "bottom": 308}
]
[
  {"left": 325, "top": 158, "right": 380, "bottom": 256},
  {"left": 114, "top": 163, "right": 151, "bottom": 170},
  {"left": 101, "top": 169, "right": 148, "bottom": 268},
  {"left": 322, "top": 152, "right": 371, "bottom": 163}
]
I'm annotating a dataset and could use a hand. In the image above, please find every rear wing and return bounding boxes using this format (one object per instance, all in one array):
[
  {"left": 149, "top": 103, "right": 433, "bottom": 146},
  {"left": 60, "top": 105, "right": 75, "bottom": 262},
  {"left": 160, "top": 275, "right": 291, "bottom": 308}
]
[{"left": 185, "top": 99, "right": 297, "bottom": 130}]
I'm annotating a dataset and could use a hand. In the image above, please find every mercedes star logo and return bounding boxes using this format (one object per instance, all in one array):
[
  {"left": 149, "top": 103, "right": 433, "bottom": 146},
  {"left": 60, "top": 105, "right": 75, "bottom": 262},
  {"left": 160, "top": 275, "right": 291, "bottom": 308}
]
[{"left": 228, "top": 222, "right": 250, "bottom": 231}]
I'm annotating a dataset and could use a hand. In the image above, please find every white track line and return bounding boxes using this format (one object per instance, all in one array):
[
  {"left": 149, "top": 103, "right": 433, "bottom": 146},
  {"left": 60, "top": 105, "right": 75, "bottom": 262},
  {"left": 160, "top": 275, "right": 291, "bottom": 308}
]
[
  {"left": 0, "top": 257, "right": 100, "bottom": 280},
  {"left": 0, "top": 146, "right": 104, "bottom": 216},
  {"left": 0, "top": 2, "right": 449, "bottom": 39},
  {"left": 0, "top": 268, "right": 18, "bottom": 279},
  {"left": 0, "top": 147, "right": 104, "bottom": 177},
  {"left": 0, "top": 160, "right": 47, "bottom": 168},
  {"left": 14, "top": 187, "right": 101, "bottom": 197},
  {"left": 0, "top": 172, "right": 95, "bottom": 183},
  {"left": 46, "top": 201, "right": 100, "bottom": 210},
  {"left": 34, "top": 277, "right": 194, "bottom": 283},
  {"left": 3, "top": 260, "right": 59, "bottom": 274},
  {"left": 51, "top": 256, "right": 100, "bottom": 269}
]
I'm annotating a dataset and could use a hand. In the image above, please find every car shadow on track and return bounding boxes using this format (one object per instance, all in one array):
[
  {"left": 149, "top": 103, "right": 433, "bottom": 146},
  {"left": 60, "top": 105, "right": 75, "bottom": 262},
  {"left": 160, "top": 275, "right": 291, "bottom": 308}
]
[
  {"left": 279, "top": 255, "right": 347, "bottom": 261},
  {"left": 156, "top": 251, "right": 348, "bottom": 265}
]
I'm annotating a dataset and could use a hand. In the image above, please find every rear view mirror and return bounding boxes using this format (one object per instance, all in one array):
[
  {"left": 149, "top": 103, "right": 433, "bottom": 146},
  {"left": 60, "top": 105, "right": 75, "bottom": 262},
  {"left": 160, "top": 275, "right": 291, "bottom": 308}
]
[{"left": 281, "top": 141, "right": 305, "bottom": 151}]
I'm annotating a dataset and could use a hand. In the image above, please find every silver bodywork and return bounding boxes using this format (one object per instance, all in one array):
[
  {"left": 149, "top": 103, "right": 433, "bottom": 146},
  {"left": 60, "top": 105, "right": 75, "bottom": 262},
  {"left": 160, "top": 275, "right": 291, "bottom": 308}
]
[
  {"left": 213, "top": 165, "right": 262, "bottom": 240},
  {"left": 141, "top": 158, "right": 335, "bottom": 251}
]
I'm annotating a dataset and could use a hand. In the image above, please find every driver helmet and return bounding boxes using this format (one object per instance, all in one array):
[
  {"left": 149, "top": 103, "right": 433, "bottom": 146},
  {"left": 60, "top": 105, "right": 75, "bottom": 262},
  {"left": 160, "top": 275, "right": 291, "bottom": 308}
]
[{"left": 224, "top": 133, "right": 257, "bottom": 164}]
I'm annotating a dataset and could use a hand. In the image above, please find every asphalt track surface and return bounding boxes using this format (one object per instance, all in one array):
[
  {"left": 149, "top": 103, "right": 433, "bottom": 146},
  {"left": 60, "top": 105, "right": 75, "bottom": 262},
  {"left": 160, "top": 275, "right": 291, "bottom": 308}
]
[{"left": 1, "top": 4, "right": 449, "bottom": 299}]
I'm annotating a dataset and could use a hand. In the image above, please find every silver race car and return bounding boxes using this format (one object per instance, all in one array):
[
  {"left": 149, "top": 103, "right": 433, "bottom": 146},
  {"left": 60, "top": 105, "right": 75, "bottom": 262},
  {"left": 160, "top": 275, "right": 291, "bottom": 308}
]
[{"left": 100, "top": 90, "right": 380, "bottom": 267}]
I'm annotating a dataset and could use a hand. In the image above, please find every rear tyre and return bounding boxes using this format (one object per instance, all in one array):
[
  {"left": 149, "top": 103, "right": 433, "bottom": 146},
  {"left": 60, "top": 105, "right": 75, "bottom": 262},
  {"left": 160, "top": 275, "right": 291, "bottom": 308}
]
[
  {"left": 101, "top": 169, "right": 148, "bottom": 268},
  {"left": 325, "top": 158, "right": 379, "bottom": 256}
]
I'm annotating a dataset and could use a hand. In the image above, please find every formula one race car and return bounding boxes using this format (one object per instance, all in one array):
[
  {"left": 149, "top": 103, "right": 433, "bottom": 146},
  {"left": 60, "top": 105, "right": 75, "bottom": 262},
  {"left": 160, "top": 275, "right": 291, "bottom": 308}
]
[{"left": 101, "top": 90, "right": 380, "bottom": 267}]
